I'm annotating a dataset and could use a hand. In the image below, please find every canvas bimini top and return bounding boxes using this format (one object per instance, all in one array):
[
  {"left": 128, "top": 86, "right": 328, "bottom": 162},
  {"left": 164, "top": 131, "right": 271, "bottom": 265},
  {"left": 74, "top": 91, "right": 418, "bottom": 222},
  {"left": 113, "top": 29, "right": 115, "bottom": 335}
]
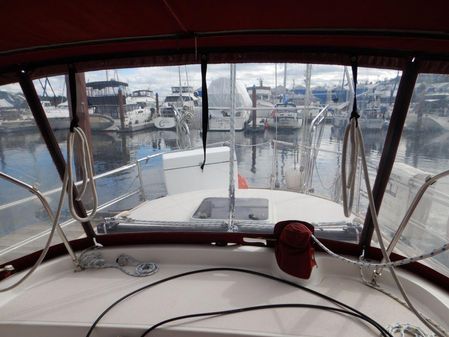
[{"left": 2, "top": 0, "right": 449, "bottom": 85}]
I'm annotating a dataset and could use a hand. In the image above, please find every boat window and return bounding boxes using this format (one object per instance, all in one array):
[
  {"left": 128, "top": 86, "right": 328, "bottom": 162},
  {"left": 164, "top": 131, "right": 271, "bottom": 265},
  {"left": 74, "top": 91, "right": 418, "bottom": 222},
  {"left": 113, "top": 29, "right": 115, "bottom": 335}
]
[
  {"left": 160, "top": 107, "right": 175, "bottom": 117},
  {"left": 125, "top": 104, "right": 139, "bottom": 112},
  {"left": 377, "top": 73, "right": 449, "bottom": 277},
  {"left": 0, "top": 82, "right": 88, "bottom": 264},
  {"left": 0, "top": 64, "right": 406, "bottom": 264},
  {"left": 87, "top": 63, "right": 396, "bottom": 244},
  {"left": 164, "top": 96, "right": 182, "bottom": 103}
]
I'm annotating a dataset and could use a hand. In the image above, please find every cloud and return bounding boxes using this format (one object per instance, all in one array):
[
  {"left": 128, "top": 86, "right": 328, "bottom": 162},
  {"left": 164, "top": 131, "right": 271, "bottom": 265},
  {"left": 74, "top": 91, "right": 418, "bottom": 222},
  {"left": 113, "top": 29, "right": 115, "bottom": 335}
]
[{"left": 2, "top": 63, "right": 400, "bottom": 98}]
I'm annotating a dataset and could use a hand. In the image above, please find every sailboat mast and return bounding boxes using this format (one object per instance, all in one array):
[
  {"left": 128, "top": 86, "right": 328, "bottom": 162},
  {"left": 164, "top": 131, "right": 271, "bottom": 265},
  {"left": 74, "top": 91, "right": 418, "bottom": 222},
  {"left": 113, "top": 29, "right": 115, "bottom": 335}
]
[
  {"left": 345, "top": 66, "right": 354, "bottom": 112},
  {"left": 178, "top": 66, "right": 183, "bottom": 105},
  {"left": 184, "top": 65, "right": 190, "bottom": 89},
  {"left": 275, "top": 63, "right": 278, "bottom": 89},
  {"left": 283, "top": 63, "right": 287, "bottom": 89}
]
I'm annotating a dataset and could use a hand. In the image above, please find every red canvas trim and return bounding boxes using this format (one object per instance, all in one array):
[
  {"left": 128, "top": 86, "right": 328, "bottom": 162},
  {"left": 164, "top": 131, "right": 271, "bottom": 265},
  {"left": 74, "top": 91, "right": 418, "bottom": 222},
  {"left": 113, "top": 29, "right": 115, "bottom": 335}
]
[{"left": 1, "top": 1, "right": 449, "bottom": 84}]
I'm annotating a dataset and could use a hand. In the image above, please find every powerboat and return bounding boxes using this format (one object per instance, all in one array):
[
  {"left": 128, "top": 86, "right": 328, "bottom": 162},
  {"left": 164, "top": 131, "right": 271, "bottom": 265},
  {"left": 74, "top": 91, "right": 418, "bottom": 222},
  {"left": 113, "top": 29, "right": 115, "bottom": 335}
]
[
  {"left": 267, "top": 103, "right": 303, "bottom": 129},
  {"left": 86, "top": 80, "right": 153, "bottom": 132},
  {"left": 164, "top": 86, "right": 199, "bottom": 113},
  {"left": 153, "top": 104, "right": 179, "bottom": 129}
]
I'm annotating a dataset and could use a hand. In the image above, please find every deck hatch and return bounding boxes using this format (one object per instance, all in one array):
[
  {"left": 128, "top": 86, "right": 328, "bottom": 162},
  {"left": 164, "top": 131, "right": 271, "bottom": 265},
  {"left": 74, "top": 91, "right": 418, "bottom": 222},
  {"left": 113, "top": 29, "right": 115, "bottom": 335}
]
[{"left": 193, "top": 197, "right": 268, "bottom": 221}]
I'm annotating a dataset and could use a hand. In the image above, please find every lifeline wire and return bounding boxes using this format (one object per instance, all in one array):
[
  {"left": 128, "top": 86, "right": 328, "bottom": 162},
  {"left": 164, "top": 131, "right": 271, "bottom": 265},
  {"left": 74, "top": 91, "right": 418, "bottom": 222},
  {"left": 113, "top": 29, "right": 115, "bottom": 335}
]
[
  {"left": 84, "top": 267, "right": 391, "bottom": 337},
  {"left": 140, "top": 303, "right": 390, "bottom": 337}
]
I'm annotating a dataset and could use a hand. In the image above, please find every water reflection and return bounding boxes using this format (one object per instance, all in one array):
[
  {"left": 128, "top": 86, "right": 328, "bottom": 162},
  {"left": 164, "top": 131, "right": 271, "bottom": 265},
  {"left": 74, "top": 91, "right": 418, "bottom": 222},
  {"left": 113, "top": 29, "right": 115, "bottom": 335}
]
[
  {"left": 329, "top": 126, "right": 386, "bottom": 153},
  {"left": 404, "top": 132, "right": 449, "bottom": 168},
  {"left": 0, "top": 122, "right": 448, "bottom": 237}
]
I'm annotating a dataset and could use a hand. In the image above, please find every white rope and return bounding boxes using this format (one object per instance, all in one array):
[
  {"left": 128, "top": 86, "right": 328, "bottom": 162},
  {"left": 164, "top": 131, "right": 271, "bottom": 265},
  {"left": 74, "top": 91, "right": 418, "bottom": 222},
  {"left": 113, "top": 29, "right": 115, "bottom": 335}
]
[
  {"left": 67, "top": 127, "right": 98, "bottom": 222},
  {"left": 338, "top": 118, "right": 448, "bottom": 337},
  {"left": 341, "top": 119, "right": 358, "bottom": 217}
]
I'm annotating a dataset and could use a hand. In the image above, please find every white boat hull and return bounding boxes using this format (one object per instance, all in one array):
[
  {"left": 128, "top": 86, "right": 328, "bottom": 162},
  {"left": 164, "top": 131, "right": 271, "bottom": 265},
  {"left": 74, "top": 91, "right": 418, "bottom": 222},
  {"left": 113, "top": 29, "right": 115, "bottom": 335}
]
[
  {"left": 267, "top": 117, "right": 302, "bottom": 129},
  {"left": 208, "top": 116, "right": 248, "bottom": 131},
  {"left": 153, "top": 116, "right": 176, "bottom": 129}
]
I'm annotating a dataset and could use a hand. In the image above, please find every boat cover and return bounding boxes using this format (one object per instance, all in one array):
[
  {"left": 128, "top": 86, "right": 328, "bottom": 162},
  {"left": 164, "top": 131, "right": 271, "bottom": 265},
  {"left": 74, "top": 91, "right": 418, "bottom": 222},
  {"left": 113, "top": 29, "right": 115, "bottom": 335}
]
[
  {"left": 1, "top": 1, "right": 449, "bottom": 84},
  {"left": 274, "top": 221, "right": 316, "bottom": 279}
]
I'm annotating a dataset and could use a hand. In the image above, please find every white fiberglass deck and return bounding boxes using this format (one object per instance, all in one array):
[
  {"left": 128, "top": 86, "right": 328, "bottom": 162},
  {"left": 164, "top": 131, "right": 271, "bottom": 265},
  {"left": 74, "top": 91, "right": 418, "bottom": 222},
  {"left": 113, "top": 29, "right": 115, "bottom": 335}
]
[
  {"left": 120, "top": 189, "right": 351, "bottom": 225},
  {"left": 0, "top": 245, "right": 448, "bottom": 337}
]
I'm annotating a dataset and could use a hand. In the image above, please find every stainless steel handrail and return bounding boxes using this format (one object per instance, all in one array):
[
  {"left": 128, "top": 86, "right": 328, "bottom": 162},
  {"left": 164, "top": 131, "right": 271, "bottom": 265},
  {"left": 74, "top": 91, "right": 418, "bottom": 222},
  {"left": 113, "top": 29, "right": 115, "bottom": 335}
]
[
  {"left": 309, "top": 105, "right": 330, "bottom": 132},
  {"left": 305, "top": 105, "right": 330, "bottom": 191},
  {"left": 1, "top": 144, "right": 236, "bottom": 257},
  {"left": 374, "top": 169, "right": 449, "bottom": 278},
  {"left": 0, "top": 144, "right": 228, "bottom": 212},
  {"left": 0, "top": 171, "right": 78, "bottom": 265},
  {"left": 0, "top": 188, "right": 141, "bottom": 257},
  {"left": 0, "top": 152, "right": 164, "bottom": 212}
]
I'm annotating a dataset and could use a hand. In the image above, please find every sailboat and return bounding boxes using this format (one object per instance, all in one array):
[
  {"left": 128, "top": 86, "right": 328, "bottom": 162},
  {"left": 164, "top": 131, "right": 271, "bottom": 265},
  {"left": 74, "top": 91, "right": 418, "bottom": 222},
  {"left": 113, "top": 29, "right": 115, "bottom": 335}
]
[{"left": 208, "top": 77, "right": 252, "bottom": 131}]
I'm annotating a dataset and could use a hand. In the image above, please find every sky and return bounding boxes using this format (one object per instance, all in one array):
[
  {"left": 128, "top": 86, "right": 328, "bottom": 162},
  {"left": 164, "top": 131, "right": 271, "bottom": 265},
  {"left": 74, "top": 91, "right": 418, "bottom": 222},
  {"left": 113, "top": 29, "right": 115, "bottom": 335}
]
[{"left": 2, "top": 63, "right": 400, "bottom": 98}]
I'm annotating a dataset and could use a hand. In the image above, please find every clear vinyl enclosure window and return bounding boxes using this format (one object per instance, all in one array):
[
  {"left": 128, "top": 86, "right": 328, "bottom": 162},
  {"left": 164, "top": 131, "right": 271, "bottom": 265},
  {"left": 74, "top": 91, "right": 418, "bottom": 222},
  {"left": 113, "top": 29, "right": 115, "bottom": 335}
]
[
  {"left": 0, "top": 82, "right": 86, "bottom": 264},
  {"left": 378, "top": 73, "right": 449, "bottom": 277},
  {"left": 1, "top": 63, "right": 403, "bottom": 264}
]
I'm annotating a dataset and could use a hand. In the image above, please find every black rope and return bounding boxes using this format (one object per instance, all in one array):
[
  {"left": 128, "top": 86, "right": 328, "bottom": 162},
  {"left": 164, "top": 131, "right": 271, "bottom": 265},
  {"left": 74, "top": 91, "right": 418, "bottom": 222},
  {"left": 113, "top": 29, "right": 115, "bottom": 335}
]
[
  {"left": 84, "top": 267, "right": 392, "bottom": 337},
  {"left": 200, "top": 54, "right": 208, "bottom": 170},
  {"left": 350, "top": 56, "right": 360, "bottom": 122},
  {"left": 68, "top": 65, "right": 79, "bottom": 132},
  {"left": 140, "top": 303, "right": 390, "bottom": 337}
]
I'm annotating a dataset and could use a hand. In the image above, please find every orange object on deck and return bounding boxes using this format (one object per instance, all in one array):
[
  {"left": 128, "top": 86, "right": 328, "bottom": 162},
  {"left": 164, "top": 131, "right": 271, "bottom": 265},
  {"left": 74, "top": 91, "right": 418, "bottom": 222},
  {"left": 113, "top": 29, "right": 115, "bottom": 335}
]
[{"left": 238, "top": 174, "right": 249, "bottom": 189}]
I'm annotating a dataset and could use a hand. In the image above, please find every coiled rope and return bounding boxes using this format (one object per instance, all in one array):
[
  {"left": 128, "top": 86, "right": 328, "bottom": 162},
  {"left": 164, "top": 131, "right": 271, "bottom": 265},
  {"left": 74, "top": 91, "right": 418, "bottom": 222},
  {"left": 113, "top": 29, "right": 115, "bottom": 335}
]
[{"left": 66, "top": 127, "right": 98, "bottom": 222}]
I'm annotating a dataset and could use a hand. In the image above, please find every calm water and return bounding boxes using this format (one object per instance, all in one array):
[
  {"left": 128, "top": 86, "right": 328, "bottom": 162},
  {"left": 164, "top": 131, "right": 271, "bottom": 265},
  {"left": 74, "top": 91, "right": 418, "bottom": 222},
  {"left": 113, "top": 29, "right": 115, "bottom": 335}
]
[{"left": 1, "top": 124, "right": 449, "bottom": 237}]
